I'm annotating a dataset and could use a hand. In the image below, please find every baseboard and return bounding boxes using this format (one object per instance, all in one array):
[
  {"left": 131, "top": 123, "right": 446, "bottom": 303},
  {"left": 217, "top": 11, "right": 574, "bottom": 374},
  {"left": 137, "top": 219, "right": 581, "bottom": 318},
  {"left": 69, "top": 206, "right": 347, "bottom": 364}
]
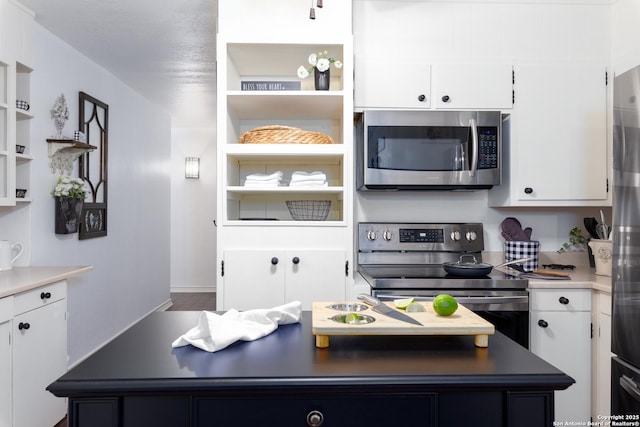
[{"left": 170, "top": 286, "right": 216, "bottom": 293}]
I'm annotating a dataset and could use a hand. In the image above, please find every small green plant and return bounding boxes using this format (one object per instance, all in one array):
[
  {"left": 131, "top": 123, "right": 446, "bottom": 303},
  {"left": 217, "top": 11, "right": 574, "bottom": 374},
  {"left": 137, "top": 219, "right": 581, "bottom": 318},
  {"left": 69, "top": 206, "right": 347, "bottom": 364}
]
[{"left": 558, "top": 227, "right": 591, "bottom": 253}]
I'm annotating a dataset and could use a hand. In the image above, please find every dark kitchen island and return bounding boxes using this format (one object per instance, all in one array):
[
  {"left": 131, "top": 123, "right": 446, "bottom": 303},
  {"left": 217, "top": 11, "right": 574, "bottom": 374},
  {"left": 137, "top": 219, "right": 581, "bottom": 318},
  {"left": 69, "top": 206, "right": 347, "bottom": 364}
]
[{"left": 48, "top": 311, "right": 573, "bottom": 427}]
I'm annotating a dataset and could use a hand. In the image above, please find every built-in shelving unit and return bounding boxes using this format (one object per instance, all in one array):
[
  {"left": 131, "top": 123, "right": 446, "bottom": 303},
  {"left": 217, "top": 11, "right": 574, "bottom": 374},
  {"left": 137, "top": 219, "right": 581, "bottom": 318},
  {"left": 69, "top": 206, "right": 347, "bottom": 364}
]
[
  {"left": 215, "top": 0, "right": 354, "bottom": 310},
  {"left": 220, "top": 42, "right": 350, "bottom": 225}
]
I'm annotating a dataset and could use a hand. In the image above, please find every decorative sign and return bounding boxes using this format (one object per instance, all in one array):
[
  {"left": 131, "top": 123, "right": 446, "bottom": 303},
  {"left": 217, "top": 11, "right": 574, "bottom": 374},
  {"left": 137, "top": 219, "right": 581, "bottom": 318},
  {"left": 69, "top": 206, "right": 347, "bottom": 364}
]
[{"left": 241, "top": 81, "right": 300, "bottom": 91}]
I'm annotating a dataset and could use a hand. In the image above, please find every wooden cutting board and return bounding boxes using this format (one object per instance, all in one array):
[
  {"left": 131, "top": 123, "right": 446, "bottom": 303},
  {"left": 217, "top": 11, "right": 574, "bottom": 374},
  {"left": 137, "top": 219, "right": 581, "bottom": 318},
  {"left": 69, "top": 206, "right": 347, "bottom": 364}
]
[{"left": 312, "top": 301, "right": 495, "bottom": 349}]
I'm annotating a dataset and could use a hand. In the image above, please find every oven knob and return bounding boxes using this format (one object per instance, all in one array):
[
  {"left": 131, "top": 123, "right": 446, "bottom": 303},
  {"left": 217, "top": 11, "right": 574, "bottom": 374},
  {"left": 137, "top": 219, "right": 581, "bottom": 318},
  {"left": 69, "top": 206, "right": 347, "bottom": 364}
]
[
  {"left": 450, "top": 231, "right": 461, "bottom": 241},
  {"left": 383, "top": 230, "right": 393, "bottom": 241},
  {"left": 367, "top": 230, "right": 377, "bottom": 241},
  {"left": 465, "top": 231, "right": 477, "bottom": 242}
]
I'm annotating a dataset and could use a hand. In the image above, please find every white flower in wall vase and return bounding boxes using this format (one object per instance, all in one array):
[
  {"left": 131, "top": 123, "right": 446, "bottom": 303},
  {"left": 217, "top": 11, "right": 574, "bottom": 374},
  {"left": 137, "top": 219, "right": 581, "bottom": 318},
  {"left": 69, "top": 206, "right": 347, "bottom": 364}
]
[{"left": 51, "top": 93, "right": 70, "bottom": 138}]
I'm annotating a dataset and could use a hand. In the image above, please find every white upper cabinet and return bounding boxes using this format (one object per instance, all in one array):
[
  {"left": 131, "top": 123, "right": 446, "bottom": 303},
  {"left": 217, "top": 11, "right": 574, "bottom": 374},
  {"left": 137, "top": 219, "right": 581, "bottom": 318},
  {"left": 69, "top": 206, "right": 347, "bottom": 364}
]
[
  {"left": 355, "top": 59, "right": 431, "bottom": 109},
  {"left": 432, "top": 64, "right": 513, "bottom": 110},
  {"left": 354, "top": 61, "right": 512, "bottom": 110},
  {"left": 489, "top": 63, "right": 609, "bottom": 206}
]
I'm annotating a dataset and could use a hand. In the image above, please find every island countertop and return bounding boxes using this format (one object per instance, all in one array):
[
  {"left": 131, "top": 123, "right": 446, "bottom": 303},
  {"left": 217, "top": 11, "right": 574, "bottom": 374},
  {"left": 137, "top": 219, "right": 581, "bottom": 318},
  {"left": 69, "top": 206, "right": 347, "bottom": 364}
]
[{"left": 48, "top": 311, "right": 573, "bottom": 427}]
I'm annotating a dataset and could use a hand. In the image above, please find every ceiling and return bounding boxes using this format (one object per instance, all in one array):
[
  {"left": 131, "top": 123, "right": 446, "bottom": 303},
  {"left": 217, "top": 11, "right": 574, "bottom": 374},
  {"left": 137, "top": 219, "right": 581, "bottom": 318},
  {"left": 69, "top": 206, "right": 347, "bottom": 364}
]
[{"left": 19, "top": 0, "right": 218, "bottom": 128}]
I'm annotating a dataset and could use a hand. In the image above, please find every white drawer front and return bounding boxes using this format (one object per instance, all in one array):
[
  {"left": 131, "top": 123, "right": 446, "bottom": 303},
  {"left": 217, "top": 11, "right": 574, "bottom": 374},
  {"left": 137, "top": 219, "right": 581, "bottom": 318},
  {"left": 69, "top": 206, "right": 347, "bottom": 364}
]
[
  {"left": 0, "top": 296, "right": 13, "bottom": 323},
  {"left": 530, "top": 289, "right": 591, "bottom": 312},
  {"left": 13, "top": 281, "right": 67, "bottom": 316}
]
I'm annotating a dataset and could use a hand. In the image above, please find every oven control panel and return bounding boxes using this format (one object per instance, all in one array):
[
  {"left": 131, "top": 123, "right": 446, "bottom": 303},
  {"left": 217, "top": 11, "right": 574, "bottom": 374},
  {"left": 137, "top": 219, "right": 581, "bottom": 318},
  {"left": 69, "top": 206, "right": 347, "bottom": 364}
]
[{"left": 358, "top": 222, "right": 484, "bottom": 252}]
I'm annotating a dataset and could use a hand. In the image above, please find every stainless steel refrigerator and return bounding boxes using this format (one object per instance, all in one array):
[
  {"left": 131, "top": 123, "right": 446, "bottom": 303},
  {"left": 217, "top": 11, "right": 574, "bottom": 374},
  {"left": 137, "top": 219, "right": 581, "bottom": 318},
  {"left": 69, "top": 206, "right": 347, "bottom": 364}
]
[{"left": 612, "top": 64, "right": 640, "bottom": 414}]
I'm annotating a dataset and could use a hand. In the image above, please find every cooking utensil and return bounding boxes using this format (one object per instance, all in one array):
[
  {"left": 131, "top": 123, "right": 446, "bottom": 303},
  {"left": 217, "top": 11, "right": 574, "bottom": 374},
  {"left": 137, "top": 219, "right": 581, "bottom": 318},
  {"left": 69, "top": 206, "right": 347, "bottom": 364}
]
[
  {"left": 357, "top": 294, "right": 423, "bottom": 326},
  {"left": 596, "top": 210, "right": 609, "bottom": 239},
  {"left": 443, "top": 255, "right": 535, "bottom": 277},
  {"left": 584, "top": 217, "right": 599, "bottom": 239}
]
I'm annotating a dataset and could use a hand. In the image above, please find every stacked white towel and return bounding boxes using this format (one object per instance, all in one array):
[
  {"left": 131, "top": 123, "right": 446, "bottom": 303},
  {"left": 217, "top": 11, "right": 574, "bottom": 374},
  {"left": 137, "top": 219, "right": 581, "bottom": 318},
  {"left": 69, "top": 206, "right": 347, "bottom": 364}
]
[
  {"left": 244, "top": 171, "right": 284, "bottom": 187},
  {"left": 289, "top": 170, "right": 328, "bottom": 187}
]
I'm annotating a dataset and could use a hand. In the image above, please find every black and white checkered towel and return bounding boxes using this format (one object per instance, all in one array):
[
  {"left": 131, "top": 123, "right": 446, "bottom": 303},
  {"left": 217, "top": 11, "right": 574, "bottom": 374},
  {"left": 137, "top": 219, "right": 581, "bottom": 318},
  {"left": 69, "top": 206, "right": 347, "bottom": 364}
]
[{"left": 16, "top": 100, "right": 30, "bottom": 111}]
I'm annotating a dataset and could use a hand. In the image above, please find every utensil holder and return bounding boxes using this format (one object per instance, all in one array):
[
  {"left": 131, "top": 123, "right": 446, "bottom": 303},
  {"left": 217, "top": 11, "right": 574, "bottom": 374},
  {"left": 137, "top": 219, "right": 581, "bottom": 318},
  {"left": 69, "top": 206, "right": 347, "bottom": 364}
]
[
  {"left": 504, "top": 241, "right": 540, "bottom": 272},
  {"left": 588, "top": 239, "right": 612, "bottom": 276}
]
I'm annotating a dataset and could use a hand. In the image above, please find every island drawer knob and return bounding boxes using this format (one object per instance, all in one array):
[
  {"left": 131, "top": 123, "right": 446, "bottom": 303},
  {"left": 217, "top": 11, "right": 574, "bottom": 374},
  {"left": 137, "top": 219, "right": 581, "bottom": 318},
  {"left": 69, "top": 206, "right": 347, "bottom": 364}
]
[
  {"left": 538, "top": 319, "right": 549, "bottom": 328},
  {"left": 41, "top": 292, "right": 51, "bottom": 300},
  {"left": 271, "top": 257, "right": 279, "bottom": 265},
  {"left": 417, "top": 94, "right": 426, "bottom": 102},
  {"left": 292, "top": 257, "right": 300, "bottom": 265},
  {"left": 306, "top": 410, "right": 324, "bottom": 427},
  {"left": 442, "top": 95, "right": 450, "bottom": 102},
  {"left": 18, "top": 322, "right": 30, "bottom": 331},
  {"left": 558, "top": 296, "right": 569, "bottom": 305}
]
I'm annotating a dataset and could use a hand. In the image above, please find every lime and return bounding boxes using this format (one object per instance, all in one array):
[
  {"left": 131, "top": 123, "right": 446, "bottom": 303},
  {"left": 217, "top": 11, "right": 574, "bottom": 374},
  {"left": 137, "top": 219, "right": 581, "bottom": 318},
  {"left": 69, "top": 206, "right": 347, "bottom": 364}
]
[
  {"left": 432, "top": 294, "right": 458, "bottom": 316},
  {"left": 345, "top": 312, "right": 364, "bottom": 324},
  {"left": 405, "top": 302, "right": 426, "bottom": 312},
  {"left": 393, "top": 297, "right": 415, "bottom": 309}
]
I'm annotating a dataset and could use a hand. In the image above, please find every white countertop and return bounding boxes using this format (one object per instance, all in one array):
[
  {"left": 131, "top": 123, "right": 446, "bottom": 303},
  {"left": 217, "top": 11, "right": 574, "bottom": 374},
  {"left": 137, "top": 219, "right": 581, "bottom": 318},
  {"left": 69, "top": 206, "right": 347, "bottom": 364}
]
[
  {"left": 526, "top": 269, "right": 612, "bottom": 294},
  {"left": 0, "top": 266, "right": 93, "bottom": 298},
  {"left": 483, "top": 251, "right": 612, "bottom": 294}
]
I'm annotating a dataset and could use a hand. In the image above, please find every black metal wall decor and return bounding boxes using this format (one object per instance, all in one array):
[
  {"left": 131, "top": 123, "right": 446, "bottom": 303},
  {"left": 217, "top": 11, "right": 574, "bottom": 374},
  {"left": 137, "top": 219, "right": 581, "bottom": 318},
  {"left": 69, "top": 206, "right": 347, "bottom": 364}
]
[{"left": 78, "top": 92, "right": 108, "bottom": 240}]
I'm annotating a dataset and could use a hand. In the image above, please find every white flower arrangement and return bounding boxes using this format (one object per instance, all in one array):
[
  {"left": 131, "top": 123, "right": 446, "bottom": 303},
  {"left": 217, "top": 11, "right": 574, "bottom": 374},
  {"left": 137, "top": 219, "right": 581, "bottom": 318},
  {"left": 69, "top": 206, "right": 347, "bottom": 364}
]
[
  {"left": 297, "top": 50, "right": 343, "bottom": 79},
  {"left": 51, "top": 175, "right": 88, "bottom": 200}
]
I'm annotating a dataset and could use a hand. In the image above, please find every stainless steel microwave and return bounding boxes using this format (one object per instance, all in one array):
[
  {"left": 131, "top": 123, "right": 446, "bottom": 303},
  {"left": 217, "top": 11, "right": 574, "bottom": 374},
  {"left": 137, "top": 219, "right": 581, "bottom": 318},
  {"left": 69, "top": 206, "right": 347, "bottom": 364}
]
[{"left": 356, "top": 110, "right": 502, "bottom": 190}]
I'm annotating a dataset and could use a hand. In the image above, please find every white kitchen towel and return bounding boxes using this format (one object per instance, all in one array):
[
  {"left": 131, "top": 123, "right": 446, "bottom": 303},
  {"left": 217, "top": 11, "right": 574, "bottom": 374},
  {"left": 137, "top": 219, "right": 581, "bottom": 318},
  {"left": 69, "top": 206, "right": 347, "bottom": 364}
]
[
  {"left": 245, "top": 171, "right": 283, "bottom": 181},
  {"left": 171, "top": 301, "right": 302, "bottom": 352},
  {"left": 243, "top": 178, "right": 283, "bottom": 186},
  {"left": 289, "top": 181, "right": 329, "bottom": 187},
  {"left": 290, "top": 171, "right": 327, "bottom": 183}
]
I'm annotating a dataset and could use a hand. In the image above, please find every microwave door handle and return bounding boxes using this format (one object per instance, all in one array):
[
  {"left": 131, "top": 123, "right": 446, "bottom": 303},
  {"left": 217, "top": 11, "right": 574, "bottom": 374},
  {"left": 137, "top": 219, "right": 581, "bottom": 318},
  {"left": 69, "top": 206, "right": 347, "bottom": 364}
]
[{"left": 469, "top": 118, "right": 478, "bottom": 177}]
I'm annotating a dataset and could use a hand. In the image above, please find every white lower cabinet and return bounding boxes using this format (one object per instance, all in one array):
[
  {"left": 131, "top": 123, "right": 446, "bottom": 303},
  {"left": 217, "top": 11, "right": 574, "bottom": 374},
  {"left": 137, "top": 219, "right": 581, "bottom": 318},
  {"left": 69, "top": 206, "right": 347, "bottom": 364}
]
[
  {"left": 223, "top": 249, "right": 346, "bottom": 311},
  {"left": 593, "top": 291, "right": 612, "bottom": 419},
  {"left": 530, "top": 289, "right": 592, "bottom": 422},
  {"left": 0, "top": 296, "right": 12, "bottom": 427},
  {"left": 12, "top": 281, "right": 67, "bottom": 427}
]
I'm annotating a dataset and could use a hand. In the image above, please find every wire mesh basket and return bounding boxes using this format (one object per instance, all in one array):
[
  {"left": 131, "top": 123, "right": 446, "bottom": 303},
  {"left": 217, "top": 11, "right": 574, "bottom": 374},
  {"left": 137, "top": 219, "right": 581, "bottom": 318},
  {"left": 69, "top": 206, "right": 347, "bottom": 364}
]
[{"left": 286, "top": 200, "right": 331, "bottom": 221}]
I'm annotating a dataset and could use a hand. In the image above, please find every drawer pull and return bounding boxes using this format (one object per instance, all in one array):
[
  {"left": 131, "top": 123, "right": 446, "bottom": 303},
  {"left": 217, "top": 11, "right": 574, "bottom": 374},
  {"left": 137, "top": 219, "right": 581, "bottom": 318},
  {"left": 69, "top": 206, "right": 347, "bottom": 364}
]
[
  {"left": 271, "top": 257, "right": 279, "bottom": 265},
  {"left": 538, "top": 319, "right": 548, "bottom": 328},
  {"left": 306, "top": 410, "right": 324, "bottom": 427},
  {"left": 41, "top": 292, "right": 52, "bottom": 300},
  {"left": 292, "top": 257, "right": 300, "bottom": 265},
  {"left": 18, "top": 322, "right": 30, "bottom": 331},
  {"left": 558, "top": 296, "right": 569, "bottom": 305}
]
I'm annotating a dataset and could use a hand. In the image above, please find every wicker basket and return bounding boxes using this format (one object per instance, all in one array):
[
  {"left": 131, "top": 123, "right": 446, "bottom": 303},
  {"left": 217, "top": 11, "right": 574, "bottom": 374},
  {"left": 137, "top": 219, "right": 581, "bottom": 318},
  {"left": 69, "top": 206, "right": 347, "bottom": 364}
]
[
  {"left": 286, "top": 200, "right": 331, "bottom": 221},
  {"left": 239, "top": 126, "right": 334, "bottom": 145}
]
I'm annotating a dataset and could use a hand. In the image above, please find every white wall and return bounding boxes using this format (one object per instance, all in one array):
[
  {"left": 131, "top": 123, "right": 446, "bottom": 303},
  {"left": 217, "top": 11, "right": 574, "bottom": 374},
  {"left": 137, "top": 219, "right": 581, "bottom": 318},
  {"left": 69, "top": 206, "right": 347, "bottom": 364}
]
[
  {"left": 28, "top": 24, "right": 172, "bottom": 365},
  {"left": 353, "top": 0, "right": 612, "bottom": 254},
  {"left": 170, "top": 126, "right": 217, "bottom": 292}
]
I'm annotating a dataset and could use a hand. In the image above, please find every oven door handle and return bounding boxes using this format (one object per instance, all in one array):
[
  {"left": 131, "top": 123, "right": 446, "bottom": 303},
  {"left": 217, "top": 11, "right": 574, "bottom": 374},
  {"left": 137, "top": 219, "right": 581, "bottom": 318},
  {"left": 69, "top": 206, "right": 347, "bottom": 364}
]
[
  {"left": 452, "top": 296, "right": 528, "bottom": 305},
  {"left": 377, "top": 295, "right": 528, "bottom": 305}
]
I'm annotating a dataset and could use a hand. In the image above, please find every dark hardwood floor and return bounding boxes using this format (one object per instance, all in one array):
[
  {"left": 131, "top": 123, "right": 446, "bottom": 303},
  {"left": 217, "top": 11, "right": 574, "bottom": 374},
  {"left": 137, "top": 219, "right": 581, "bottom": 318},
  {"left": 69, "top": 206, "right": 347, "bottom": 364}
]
[
  {"left": 54, "top": 292, "right": 216, "bottom": 427},
  {"left": 167, "top": 292, "right": 217, "bottom": 311}
]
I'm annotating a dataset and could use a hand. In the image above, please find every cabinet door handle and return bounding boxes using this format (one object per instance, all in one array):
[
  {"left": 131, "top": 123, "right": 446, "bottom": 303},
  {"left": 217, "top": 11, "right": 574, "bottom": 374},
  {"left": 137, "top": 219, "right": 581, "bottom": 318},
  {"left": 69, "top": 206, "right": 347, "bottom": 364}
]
[
  {"left": 442, "top": 95, "right": 450, "bottom": 102},
  {"left": 538, "top": 319, "right": 549, "bottom": 328},
  {"left": 271, "top": 257, "right": 279, "bottom": 265},
  {"left": 417, "top": 94, "right": 426, "bottom": 102},
  {"left": 524, "top": 187, "right": 533, "bottom": 194},
  {"left": 292, "top": 257, "right": 300, "bottom": 265},
  {"left": 18, "top": 322, "right": 30, "bottom": 331},
  {"left": 558, "top": 296, "right": 569, "bottom": 305}
]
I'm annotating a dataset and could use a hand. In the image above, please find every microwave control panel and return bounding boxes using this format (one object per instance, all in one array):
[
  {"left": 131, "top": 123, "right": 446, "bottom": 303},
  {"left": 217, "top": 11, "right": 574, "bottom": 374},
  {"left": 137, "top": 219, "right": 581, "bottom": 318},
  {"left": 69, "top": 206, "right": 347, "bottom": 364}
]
[{"left": 478, "top": 127, "right": 498, "bottom": 169}]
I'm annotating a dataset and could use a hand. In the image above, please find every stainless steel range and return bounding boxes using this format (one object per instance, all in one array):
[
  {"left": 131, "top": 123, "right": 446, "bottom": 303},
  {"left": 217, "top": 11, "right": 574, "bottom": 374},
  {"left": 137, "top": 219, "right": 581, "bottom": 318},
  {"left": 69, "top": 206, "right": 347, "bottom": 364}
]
[{"left": 357, "top": 222, "right": 530, "bottom": 347}]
